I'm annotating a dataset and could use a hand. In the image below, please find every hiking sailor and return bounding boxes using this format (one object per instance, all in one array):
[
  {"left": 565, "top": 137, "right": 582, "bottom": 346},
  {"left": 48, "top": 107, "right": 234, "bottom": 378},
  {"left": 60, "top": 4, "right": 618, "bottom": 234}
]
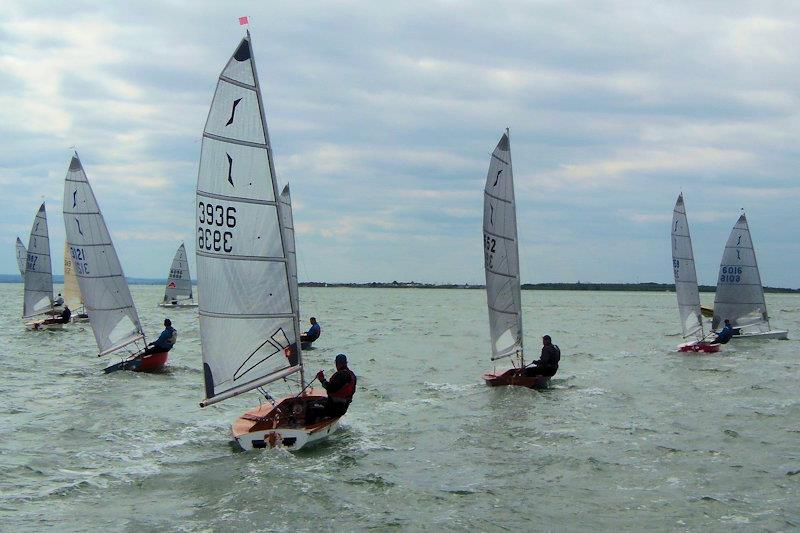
[
  {"left": 522, "top": 335, "right": 561, "bottom": 377},
  {"left": 713, "top": 319, "right": 735, "bottom": 344},
  {"left": 315, "top": 353, "right": 356, "bottom": 418},
  {"left": 142, "top": 319, "right": 177, "bottom": 355},
  {"left": 300, "top": 317, "right": 321, "bottom": 344}
]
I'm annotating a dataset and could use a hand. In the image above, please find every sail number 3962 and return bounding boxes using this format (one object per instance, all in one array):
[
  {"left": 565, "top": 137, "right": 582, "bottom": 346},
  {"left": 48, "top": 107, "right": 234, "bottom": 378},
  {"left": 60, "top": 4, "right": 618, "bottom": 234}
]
[
  {"left": 198, "top": 202, "right": 236, "bottom": 253},
  {"left": 484, "top": 234, "right": 496, "bottom": 268}
]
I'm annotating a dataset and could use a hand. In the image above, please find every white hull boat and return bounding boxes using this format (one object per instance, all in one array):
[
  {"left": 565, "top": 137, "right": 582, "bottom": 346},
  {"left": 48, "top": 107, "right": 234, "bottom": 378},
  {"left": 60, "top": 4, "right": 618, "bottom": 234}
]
[
  {"left": 733, "top": 330, "right": 788, "bottom": 341},
  {"left": 197, "top": 32, "right": 345, "bottom": 451}
]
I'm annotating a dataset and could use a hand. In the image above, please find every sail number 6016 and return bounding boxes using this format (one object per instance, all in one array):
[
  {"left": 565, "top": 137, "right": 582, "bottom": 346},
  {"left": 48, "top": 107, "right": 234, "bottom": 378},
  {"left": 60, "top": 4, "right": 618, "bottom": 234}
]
[{"left": 198, "top": 202, "right": 236, "bottom": 253}]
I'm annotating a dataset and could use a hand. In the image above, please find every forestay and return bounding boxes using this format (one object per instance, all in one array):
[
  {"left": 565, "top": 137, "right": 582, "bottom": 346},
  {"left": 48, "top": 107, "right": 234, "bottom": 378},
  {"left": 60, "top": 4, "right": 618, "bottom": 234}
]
[
  {"left": 163, "top": 243, "right": 193, "bottom": 302},
  {"left": 483, "top": 131, "right": 524, "bottom": 362},
  {"left": 63, "top": 242, "right": 83, "bottom": 310},
  {"left": 278, "top": 184, "right": 299, "bottom": 310},
  {"left": 671, "top": 194, "right": 703, "bottom": 340},
  {"left": 23, "top": 204, "right": 54, "bottom": 318},
  {"left": 16, "top": 237, "right": 27, "bottom": 276},
  {"left": 712, "top": 213, "right": 770, "bottom": 333},
  {"left": 63, "top": 154, "right": 145, "bottom": 355},
  {"left": 196, "top": 33, "right": 301, "bottom": 406}
]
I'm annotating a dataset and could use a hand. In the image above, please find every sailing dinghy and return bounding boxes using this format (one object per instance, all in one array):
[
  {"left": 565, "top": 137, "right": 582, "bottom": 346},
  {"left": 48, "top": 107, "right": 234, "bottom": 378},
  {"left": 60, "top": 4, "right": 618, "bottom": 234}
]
[
  {"left": 23, "top": 204, "right": 62, "bottom": 330},
  {"left": 197, "top": 32, "right": 344, "bottom": 451},
  {"left": 15, "top": 237, "right": 27, "bottom": 276},
  {"left": 671, "top": 194, "right": 719, "bottom": 353},
  {"left": 63, "top": 153, "right": 169, "bottom": 372},
  {"left": 711, "top": 212, "right": 788, "bottom": 340},
  {"left": 159, "top": 243, "right": 198, "bottom": 308},
  {"left": 63, "top": 243, "right": 90, "bottom": 323},
  {"left": 481, "top": 131, "right": 548, "bottom": 389}
]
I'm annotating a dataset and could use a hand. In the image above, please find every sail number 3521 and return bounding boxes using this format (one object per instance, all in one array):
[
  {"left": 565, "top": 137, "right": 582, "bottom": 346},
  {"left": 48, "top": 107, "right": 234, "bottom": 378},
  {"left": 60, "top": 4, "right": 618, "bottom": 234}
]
[{"left": 198, "top": 202, "right": 236, "bottom": 253}]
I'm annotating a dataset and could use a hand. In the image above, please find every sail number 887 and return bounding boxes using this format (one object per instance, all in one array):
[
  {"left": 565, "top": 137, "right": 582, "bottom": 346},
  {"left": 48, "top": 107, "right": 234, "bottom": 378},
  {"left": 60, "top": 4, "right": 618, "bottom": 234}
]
[{"left": 198, "top": 202, "right": 236, "bottom": 253}]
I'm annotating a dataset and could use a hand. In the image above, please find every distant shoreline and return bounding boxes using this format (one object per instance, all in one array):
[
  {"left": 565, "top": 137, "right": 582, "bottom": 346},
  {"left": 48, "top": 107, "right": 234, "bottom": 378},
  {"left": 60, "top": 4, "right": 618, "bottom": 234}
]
[{"left": 2, "top": 275, "right": 797, "bottom": 293}]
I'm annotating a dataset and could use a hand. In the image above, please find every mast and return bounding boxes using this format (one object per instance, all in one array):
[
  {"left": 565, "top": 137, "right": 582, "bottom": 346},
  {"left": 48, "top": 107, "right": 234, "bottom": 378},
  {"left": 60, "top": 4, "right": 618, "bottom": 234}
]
[
  {"left": 196, "top": 32, "right": 302, "bottom": 407},
  {"left": 483, "top": 129, "right": 524, "bottom": 367}
]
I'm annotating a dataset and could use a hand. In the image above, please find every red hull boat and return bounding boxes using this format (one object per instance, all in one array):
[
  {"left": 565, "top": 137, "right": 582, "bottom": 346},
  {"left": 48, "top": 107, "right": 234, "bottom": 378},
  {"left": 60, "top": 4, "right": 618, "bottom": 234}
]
[
  {"left": 677, "top": 341, "right": 720, "bottom": 353},
  {"left": 104, "top": 351, "right": 169, "bottom": 373}
]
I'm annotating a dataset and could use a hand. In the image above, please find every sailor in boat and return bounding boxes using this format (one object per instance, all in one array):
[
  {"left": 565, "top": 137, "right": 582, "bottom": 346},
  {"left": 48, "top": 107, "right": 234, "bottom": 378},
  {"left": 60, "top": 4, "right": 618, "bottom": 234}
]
[
  {"left": 712, "top": 319, "right": 735, "bottom": 344},
  {"left": 39, "top": 305, "right": 71, "bottom": 328},
  {"left": 141, "top": 318, "right": 177, "bottom": 355},
  {"left": 54, "top": 293, "right": 64, "bottom": 307},
  {"left": 522, "top": 335, "right": 561, "bottom": 378},
  {"left": 308, "top": 353, "right": 356, "bottom": 422},
  {"left": 300, "top": 317, "right": 321, "bottom": 345}
]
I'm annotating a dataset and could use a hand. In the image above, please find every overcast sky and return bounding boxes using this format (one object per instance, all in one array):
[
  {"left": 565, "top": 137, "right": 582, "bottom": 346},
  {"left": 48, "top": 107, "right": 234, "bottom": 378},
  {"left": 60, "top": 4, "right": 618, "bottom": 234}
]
[{"left": 1, "top": 1, "right": 798, "bottom": 286}]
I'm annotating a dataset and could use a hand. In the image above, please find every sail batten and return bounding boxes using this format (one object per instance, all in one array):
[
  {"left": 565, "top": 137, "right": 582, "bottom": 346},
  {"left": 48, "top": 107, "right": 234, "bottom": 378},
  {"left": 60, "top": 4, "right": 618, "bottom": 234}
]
[
  {"left": 163, "top": 243, "right": 193, "bottom": 303},
  {"left": 483, "top": 131, "right": 524, "bottom": 364},
  {"left": 197, "top": 33, "right": 302, "bottom": 404},
  {"left": 23, "top": 204, "right": 54, "bottom": 318},
  {"left": 62, "top": 153, "right": 145, "bottom": 355},
  {"left": 712, "top": 213, "right": 770, "bottom": 333},
  {"left": 671, "top": 194, "right": 704, "bottom": 341}
]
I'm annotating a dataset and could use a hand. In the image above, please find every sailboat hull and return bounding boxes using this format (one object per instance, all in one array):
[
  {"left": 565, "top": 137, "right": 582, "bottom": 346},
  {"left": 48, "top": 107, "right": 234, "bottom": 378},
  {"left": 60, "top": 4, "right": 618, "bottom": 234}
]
[
  {"left": 25, "top": 320, "right": 64, "bottom": 331},
  {"left": 677, "top": 341, "right": 721, "bottom": 353},
  {"left": 71, "top": 314, "right": 90, "bottom": 323},
  {"left": 103, "top": 351, "right": 169, "bottom": 373},
  {"left": 231, "top": 389, "right": 343, "bottom": 451},
  {"left": 484, "top": 368, "right": 550, "bottom": 389},
  {"left": 733, "top": 330, "right": 789, "bottom": 340}
]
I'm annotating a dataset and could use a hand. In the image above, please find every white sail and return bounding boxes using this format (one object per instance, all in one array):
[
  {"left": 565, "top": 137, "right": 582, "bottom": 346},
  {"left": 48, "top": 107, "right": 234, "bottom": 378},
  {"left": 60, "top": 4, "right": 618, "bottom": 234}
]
[
  {"left": 197, "top": 33, "right": 301, "bottom": 406},
  {"left": 63, "top": 153, "right": 145, "bottom": 355},
  {"left": 23, "top": 203, "right": 54, "bottom": 318},
  {"left": 278, "top": 184, "right": 299, "bottom": 310},
  {"left": 62, "top": 242, "right": 83, "bottom": 310},
  {"left": 15, "top": 237, "right": 27, "bottom": 276},
  {"left": 671, "top": 194, "right": 703, "bottom": 340},
  {"left": 483, "top": 131, "right": 524, "bottom": 362},
  {"left": 712, "top": 213, "right": 770, "bottom": 333},
  {"left": 163, "top": 243, "right": 193, "bottom": 302}
]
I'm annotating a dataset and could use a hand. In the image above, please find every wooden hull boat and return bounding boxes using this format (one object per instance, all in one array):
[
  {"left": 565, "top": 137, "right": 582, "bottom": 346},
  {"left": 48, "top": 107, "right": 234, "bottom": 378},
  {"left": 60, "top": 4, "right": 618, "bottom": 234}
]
[
  {"left": 71, "top": 313, "right": 90, "bottom": 323},
  {"left": 26, "top": 319, "right": 64, "bottom": 331},
  {"left": 700, "top": 305, "right": 713, "bottom": 318},
  {"left": 232, "top": 389, "right": 342, "bottom": 451},
  {"left": 677, "top": 341, "right": 721, "bottom": 353},
  {"left": 484, "top": 368, "right": 550, "bottom": 389},
  {"left": 103, "top": 351, "right": 169, "bottom": 373}
]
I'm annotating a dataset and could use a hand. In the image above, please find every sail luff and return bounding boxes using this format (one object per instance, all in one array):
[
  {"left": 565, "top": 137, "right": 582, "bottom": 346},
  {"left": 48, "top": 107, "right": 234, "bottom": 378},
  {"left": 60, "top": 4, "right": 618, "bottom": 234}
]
[
  {"left": 15, "top": 237, "right": 27, "bottom": 276},
  {"left": 196, "top": 33, "right": 302, "bottom": 404},
  {"left": 671, "top": 194, "right": 703, "bottom": 340},
  {"left": 248, "top": 32, "right": 304, "bottom": 389},
  {"left": 23, "top": 203, "right": 54, "bottom": 318},
  {"left": 62, "top": 153, "right": 146, "bottom": 355},
  {"left": 483, "top": 131, "right": 524, "bottom": 364},
  {"left": 712, "top": 213, "right": 770, "bottom": 333}
]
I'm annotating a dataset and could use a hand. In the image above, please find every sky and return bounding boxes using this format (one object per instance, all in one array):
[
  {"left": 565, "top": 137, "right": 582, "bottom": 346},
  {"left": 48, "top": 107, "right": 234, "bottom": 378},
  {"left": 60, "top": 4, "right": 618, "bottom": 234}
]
[{"left": 1, "top": 1, "right": 799, "bottom": 286}]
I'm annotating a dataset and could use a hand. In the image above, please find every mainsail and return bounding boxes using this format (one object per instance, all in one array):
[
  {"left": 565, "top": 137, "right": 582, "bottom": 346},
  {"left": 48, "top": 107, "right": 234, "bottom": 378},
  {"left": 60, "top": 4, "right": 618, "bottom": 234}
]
[
  {"left": 15, "top": 237, "right": 27, "bottom": 276},
  {"left": 163, "top": 243, "right": 193, "bottom": 302},
  {"left": 63, "top": 153, "right": 145, "bottom": 355},
  {"left": 278, "top": 184, "right": 299, "bottom": 309},
  {"left": 483, "top": 131, "right": 524, "bottom": 363},
  {"left": 712, "top": 213, "right": 770, "bottom": 333},
  {"left": 671, "top": 194, "right": 703, "bottom": 340},
  {"left": 197, "top": 32, "right": 302, "bottom": 407},
  {"left": 62, "top": 242, "right": 83, "bottom": 310},
  {"left": 23, "top": 203, "right": 54, "bottom": 318}
]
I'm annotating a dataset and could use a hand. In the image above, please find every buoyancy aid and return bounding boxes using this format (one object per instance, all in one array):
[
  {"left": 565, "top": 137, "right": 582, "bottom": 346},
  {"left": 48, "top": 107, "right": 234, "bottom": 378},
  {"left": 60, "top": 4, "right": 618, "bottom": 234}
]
[{"left": 329, "top": 369, "right": 357, "bottom": 403}]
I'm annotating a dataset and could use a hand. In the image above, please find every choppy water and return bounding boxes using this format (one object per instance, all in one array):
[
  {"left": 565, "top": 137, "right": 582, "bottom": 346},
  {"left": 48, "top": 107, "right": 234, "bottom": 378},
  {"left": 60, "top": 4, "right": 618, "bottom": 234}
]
[{"left": 0, "top": 284, "right": 799, "bottom": 531}]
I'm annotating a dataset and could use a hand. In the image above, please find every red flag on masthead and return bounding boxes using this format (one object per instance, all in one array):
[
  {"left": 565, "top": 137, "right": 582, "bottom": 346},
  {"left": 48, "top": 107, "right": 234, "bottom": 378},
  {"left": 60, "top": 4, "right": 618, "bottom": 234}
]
[{"left": 239, "top": 16, "right": 249, "bottom": 26}]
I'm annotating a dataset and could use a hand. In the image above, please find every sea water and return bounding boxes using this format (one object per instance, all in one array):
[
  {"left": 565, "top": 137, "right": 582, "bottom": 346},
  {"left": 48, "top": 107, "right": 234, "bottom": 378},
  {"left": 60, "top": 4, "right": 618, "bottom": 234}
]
[{"left": 0, "top": 284, "right": 798, "bottom": 531}]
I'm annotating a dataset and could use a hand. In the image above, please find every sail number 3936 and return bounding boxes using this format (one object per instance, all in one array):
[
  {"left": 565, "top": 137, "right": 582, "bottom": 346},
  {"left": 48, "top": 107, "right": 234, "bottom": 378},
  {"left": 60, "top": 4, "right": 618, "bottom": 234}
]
[{"left": 198, "top": 202, "right": 236, "bottom": 253}]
